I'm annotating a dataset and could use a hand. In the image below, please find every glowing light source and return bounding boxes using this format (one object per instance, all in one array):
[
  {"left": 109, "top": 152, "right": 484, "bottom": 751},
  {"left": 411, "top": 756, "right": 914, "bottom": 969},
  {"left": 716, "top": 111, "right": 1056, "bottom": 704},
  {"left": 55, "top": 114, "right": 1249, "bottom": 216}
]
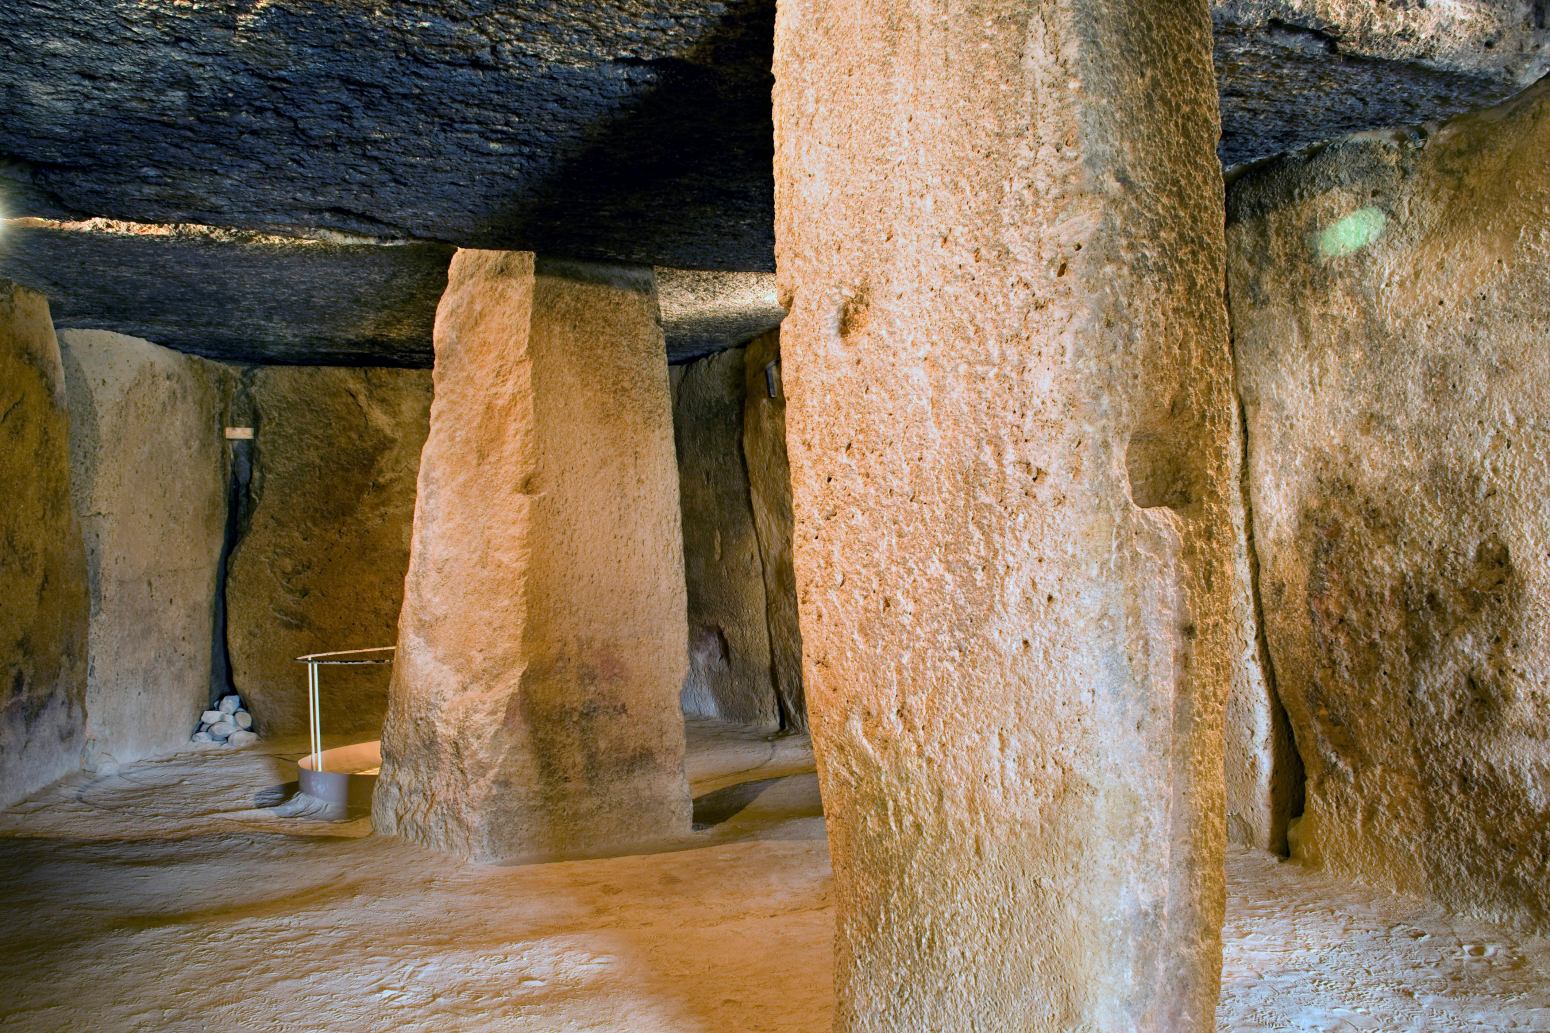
[{"left": 1317, "top": 206, "right": 1387, "bottom": 260}]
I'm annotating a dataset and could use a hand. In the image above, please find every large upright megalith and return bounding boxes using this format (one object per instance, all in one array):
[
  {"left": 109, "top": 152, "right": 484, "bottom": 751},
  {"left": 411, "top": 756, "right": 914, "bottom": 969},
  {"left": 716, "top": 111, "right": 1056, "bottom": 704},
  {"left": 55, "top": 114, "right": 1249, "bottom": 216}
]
[
  {"left": 671, "top": 345, "right": 780, "bottom": 727},
  {"left": 226, "top": 365, "right": 431, "bottom": 736},
  {"left": 773, "top": 1, "right": 1236, "bottom": 1029},
  {"left": 374, "top": 251, "right": 691, "bottom": 863},
  {"left": 742, "top": 328, "right": 806, "bottom": 730},
  {"left": 0, "top": 282, "right": 89, "bottom": 807},
  {"left": 58, "top": 329, "right": 229, "bottom": 771},
  {"left": 1229, "top": 79, "right": 1550, "bottom": 934}
]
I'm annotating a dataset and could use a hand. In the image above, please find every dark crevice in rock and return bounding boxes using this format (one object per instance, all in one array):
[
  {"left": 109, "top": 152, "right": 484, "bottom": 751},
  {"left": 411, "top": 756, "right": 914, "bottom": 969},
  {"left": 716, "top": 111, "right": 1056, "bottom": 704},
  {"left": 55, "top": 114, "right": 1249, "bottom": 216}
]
[
  {"left": 209, "top": 372, "right": 257, "bottom": 707},
  {"left": 1263, "top": 18, "right": 1339, "bottom": 56},
  {"left": 1234, "top": 369, "right": 1306, "bottom": 856}
]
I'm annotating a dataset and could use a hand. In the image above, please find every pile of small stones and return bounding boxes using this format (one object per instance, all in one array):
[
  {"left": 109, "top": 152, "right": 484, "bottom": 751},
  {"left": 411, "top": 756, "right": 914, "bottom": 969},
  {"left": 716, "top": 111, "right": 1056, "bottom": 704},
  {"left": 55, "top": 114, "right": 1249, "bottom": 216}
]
[{"left": 192, "top": 694, "right": 259, "bottom": 747}]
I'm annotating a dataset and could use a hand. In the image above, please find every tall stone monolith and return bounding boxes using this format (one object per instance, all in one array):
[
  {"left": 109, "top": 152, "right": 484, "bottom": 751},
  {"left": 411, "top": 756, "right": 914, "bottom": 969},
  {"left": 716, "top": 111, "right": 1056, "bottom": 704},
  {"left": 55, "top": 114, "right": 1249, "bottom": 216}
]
[
  {"left": 0, "top": 282, "right": 88, "bottom": 807},
  {"left": 374, "top": 251, "right": 691, "bottom": 863},
  {"left": 773, "top": 1, "right": 1236, "bottom": 1029},
  {"left": 58, "top": 329, "right": 229, "bottom": 771},
  {"left": 671, "top": 346, "right": 780, "bottom": 727},
  {"left": 742, "top": 328, "right": 806, "bottom": 731}
]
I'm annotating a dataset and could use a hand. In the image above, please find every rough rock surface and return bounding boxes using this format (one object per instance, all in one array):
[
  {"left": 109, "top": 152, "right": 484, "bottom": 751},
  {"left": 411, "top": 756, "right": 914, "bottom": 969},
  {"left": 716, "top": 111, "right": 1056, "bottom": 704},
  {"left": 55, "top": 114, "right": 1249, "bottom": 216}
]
[
  {"left": 1229, "top": 78, "right": 1550, "bottom": 933},
  {"left": 1214, "top": 0, "right": 1548, "bottom": 166},
  {"left": 672, "top": 347, "right": 779, "bottom": 727},
  {"left": 0, "top": 0, "right": 777, "bottom": 270},
  {"left": 226, "top": 366, "right": 431, "bottom": 736},
  {"left": 374, "top": 252, "right": 691, "bottom": 863},
  {"left": 742, "top": 329, "right": 804, "bottom": 730},
  {"left": 0, "top": 219, "right": 453, "bottom": 366},
  {"left": 774, "top": 2, "right": 1236, "bottom": 1029},
  {"left": 0, "top": 282, "right": 88, "bottom": 806},
  {"left": 0, "top": 1, "right": 1540, "bottom": 277},
  {"left": 658, "top": 270, "right": 784, "bottom": 364},
  {"left": 58, "top": 329, "right": 230, "bottom": 770}
]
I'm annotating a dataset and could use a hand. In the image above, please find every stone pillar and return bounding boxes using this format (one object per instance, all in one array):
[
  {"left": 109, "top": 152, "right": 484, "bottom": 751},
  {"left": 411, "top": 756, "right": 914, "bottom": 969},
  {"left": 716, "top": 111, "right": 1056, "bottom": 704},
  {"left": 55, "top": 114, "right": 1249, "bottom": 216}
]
[
  {"left": 374, "top": 251, "right": 691, "bottom": 864},
  {"left": 773, "top": 2, "right": 1234, "bottom": 1030},
  {"left": 671, "top": 346, "right": 780, "bottom": 727},
  {"left": 0, "top": 282, "right": 88, "bottom": 807}
]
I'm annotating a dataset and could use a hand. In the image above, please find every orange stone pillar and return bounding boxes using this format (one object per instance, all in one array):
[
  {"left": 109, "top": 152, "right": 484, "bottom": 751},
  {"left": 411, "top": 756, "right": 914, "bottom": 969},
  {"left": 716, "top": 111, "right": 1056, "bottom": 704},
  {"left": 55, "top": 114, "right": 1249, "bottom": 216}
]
[
  {"left": 773, "top": 1, "right": 1236, "bottom": 1028},
  {"left": 374, "top": 252, "right": 691, "bottom": 863}
]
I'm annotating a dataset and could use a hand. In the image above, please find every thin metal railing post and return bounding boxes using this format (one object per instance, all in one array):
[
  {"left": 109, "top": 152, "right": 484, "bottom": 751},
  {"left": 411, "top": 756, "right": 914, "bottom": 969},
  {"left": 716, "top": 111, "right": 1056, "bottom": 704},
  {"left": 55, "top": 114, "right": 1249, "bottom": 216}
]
[
  {"left": 316, "top": 662, "right": 323, "bottom": 771},
  {"left": 308, "top": 661, "right": 322, "bottom": 773},
  {"left": 315, "top": 662, "right": 323, "bottom": 772}
]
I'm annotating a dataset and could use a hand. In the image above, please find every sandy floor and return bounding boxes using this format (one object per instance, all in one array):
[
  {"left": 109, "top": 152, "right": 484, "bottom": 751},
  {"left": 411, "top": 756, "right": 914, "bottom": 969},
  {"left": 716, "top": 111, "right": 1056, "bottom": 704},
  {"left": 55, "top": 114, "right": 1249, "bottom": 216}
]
[{"left": 0, "top": 722, "right": 1546, "bottom": 1032}]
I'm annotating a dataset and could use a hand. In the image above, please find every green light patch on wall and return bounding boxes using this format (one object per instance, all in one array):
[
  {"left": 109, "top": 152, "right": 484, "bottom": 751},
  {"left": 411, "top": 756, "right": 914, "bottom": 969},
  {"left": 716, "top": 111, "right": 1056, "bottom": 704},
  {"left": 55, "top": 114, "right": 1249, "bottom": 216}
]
[{"left": 1316, "top": 207, "right": 1388, "bottom": 260}]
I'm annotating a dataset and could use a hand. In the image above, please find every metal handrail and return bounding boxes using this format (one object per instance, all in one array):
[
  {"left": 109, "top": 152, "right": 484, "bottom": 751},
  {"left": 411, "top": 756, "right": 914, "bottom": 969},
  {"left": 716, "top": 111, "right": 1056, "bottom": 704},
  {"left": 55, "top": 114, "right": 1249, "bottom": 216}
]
[
  {"left": 292, "top": 646, "right": 396, "bottom": 772},
  {"left": 293, "top": 646, "right": 397, "bottom": 665}
]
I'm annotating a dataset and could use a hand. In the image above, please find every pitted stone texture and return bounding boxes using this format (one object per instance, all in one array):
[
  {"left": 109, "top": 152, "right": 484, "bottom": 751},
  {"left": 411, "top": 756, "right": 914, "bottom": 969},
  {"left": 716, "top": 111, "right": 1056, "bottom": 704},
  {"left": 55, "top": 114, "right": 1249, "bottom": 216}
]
[
  {"left": 1214, "top": 0, "right": 1548, "bottom": 167},
  {"left": 226, "top": 367, "right": 430, "bottom": 736},
  {"left": 774, "top": 2, "right": 1236, "bottom": 1029},
  {"left": 742, "top": 329, "right": 804, "bottom": 730},
  {"left": 374, "top": 251, "right": 691, "bottom": 863},
  {"left": 672, "top": 347, "right": 779, "bottom": 727},
  {"left": 58, "top": 330, "right": 230, "bottom": 771},
  {"left": 0, "top": 283, "right": 88, "bottom": 806},
  {"left": 1229, "top": 78, "right": 1550, "bottom": 934},
  {"left": 658, "top": 270, "right": 784, "bottom": 364}
]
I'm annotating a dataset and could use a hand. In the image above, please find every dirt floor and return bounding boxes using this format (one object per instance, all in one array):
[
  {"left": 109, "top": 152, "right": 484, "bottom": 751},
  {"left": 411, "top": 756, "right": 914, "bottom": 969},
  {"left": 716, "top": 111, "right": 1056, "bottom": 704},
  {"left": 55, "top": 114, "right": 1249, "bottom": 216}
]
[{"left": 0, "top": 721, "right": 1546, "bottom": 1032}]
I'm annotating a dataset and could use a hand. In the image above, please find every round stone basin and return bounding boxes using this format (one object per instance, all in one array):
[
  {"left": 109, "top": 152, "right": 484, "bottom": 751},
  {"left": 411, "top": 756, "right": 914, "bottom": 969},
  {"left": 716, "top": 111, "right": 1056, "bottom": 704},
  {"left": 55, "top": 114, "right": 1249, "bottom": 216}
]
[{"left": 297, "top": 740, "right": 381, "bottom": 812}]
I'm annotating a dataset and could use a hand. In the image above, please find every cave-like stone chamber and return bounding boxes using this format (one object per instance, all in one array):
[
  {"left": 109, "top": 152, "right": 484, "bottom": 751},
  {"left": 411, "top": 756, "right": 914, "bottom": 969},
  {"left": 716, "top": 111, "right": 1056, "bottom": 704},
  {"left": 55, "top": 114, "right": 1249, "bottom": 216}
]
[{"left": 1, "top": 2, "right": 1548, "bottom": 1030}]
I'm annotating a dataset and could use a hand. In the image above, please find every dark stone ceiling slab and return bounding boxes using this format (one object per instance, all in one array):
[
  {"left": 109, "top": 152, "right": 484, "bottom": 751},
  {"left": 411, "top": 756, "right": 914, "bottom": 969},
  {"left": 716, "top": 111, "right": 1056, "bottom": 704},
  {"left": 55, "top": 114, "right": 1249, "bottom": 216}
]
[
  {"left": 0, "top": 218, "right": 451, "bottom": 365},
  {"left": 656, "top": 269, "right": 782, "bottom": 365},
  {"left": 1213, "top": 2, "right": 1548, "bottom": 167},
  {"left": 0, "top": 0, "right": 778, "bottom": 271},
  {"left": 0, "top": 1, "right": 1543, "bottom": 367},
  {"left": 0, "top": 216, "right": 779, "bottom": 365},
  {"left": 1, "top": 1, "right": 1544, "bottom": 278}
]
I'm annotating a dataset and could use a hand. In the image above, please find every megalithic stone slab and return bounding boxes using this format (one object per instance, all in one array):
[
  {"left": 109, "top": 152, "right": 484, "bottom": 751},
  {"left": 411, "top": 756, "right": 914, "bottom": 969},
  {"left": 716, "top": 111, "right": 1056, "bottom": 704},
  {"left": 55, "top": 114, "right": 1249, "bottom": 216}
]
[
  {"left": 374, "top": 250, "right": 691, "bottom": 864},
  {"left": 1228, "top": 78, "right": 1550, "bottom": 935},
  {"left": 671, "top": 346, "right": 781, "bottom": 728},
  {"left": 742, "top": 328, "right": 805, "bottom": 731},
  {"left": 773, "top": 1, "right": 1236, "bottom": 1029},
  {"left": 225, "top": 365, "right": 431, "bottom": 737},
  {"left": 0, "top": 281, "right": 89, "bottom": 807},
  {"left": 57, "top": 329, "right": 230, "bottom": 771}
]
